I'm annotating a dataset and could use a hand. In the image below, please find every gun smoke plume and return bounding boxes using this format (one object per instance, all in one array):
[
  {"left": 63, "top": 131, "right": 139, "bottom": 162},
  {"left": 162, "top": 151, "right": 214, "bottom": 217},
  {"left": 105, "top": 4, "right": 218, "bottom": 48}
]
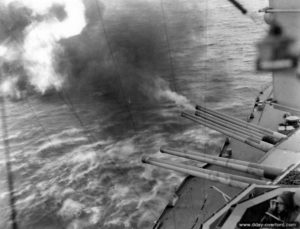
[
  {"left": 0, "top": 0, "right": 200, "bottom": 109},
  {"left": 0, "top": 0, "right": 86, "bottom": 97}
]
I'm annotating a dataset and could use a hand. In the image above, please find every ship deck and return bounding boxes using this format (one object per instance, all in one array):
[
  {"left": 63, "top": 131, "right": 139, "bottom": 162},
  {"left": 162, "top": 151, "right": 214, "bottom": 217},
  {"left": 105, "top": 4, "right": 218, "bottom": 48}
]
[{"left": 153, "top": 85, "right": 300, "bottom": 229}]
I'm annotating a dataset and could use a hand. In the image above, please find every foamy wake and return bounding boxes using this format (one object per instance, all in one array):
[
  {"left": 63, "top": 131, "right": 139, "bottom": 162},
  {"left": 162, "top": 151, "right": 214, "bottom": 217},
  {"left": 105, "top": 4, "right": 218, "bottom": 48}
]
[
  {"left": 3, "top": 100, "right": 225, "bottom": 229},
  {"left": 8, "top": 129, "right": 188, "bottom": 228},
  {"left": 58, "top": 198, "right": 103, "bottom": 228}
]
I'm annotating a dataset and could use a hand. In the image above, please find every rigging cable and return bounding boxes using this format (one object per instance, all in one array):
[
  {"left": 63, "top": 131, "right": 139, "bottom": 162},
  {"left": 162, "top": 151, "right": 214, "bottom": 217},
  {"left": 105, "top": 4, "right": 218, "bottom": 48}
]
[
  {"left": 160, "top": 0, "right": 177, "bottom": 92},
  {"left": 202, "top": 0, "right": 209, "bottom": 222},
  {"left": 58, "top": 91, "right": 98, "bottom": 144},
  {"left": 94, "top": 0, "right": 136, "bottom": 131},
  {"left": 58, "top": 91, "right": 160, "bottom": 220},
  {"left": 88, "top": 0, "right": 160, "bottom": 220},
  {"left": 159, "top": 2, "right": 185, "bottom": 226},
  {"left": 24, "top": 97, "right": 54, "bottom": 145},
  {"left": 0, "top": 96, "right": 18, "bottom": 229},
  {"left": 47, "top": 1, "right": 160, "bottom": 221}
]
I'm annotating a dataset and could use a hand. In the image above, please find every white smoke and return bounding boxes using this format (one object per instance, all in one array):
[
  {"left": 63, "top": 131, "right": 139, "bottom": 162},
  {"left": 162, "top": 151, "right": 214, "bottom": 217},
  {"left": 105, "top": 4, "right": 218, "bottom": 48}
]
[
  {"left": 0, "top": 76, "right": 23, "bottom": 99},
  {"left": 0, "top": 0, "right": 86, "bottom": 96},
  {"left": 0, "top": 45, "right": 7, "bottom": 57},
  {"left": 0, "top": 41, "right": 20, "bottom": 61},
  {"left": 0, "top": 0, "right": 195, "bottom": 112},
  {"left": 157, "top": 88, "right": 194, "bottom": 110},
  {"left": 23, "top": 21, "right": 65, "bottom": 93},
  {"left": 146, "top": 76, "right": 194, "bottom": 110},
  {"left": 0, "top": 40, "right": 25, "bottom": 98}
]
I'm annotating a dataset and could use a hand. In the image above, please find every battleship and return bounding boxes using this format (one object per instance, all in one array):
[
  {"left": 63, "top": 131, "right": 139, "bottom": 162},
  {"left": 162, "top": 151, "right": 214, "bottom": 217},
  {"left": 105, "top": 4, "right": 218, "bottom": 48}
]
[{"left": 142, "top": 0, "right": 300, "bottom": 228}]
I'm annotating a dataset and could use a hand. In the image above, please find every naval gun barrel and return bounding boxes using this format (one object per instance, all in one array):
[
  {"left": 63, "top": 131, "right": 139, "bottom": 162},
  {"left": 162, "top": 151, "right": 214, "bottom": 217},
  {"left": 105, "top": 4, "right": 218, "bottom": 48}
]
[
  {"left": 195, "top": 105, "right": 286, "bottom": 140},
  {"left": 160, "top": 147, "right": 283, "bottom": 179},
  {"left": 195, "top": 110, "right": 266, "bottom": 140},
  {"left": 182, "top": 112, "right": 258, "bottom": 141},
  {"left": 142, "top": 157, "right": 268, "bottom": 188},
  {"left": 182, "top": 112, "right": 273, "bottom": 152}
]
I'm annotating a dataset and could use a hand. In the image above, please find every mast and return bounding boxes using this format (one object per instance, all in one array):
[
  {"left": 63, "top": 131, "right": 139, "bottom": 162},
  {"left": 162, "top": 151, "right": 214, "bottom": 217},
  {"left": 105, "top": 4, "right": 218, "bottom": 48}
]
[{"left": 264, "top": 0, "right": 300, "bottom": 109}]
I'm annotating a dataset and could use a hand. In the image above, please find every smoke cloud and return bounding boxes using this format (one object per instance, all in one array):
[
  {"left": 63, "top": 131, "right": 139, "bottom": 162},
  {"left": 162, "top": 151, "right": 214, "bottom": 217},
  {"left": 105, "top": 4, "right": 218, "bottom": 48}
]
[
  {"left": 0, "top": 0, "right": 199, "bottom": 109},
  {"left": 0, "top": 0, "right": 86, "bottom": 97}
]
